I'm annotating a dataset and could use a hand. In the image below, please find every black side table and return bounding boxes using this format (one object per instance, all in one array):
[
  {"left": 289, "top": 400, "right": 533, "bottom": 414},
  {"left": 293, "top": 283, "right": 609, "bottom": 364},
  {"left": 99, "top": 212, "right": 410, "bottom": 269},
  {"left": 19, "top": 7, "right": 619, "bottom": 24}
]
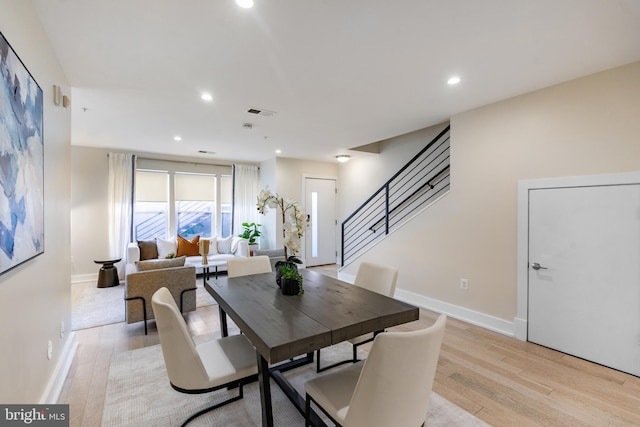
[{"left": 94, "top": 258, "right": 122, "bottom": 288}]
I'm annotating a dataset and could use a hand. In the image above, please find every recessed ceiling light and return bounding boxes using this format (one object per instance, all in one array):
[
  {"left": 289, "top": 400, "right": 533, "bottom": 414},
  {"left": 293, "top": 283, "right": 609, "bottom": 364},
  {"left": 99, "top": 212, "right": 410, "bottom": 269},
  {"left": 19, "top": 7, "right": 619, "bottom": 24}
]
[
  {"left": 173, "top": 136, "right": 182, "bottom": 141},
  {"left": 336, "top": 155, "right": 351, "bottom": 163},
  {"left": 236, "top": 0, "right": 254, "bottom": 8},
  {"left": 447, "top": 76, "right": 461, "bottom": 85},
  {"left": 275, "top": 149, "right": 282, "bottom": 154},
  {"left": 201, "top": 93, "right": 213, "bottom": 102}
]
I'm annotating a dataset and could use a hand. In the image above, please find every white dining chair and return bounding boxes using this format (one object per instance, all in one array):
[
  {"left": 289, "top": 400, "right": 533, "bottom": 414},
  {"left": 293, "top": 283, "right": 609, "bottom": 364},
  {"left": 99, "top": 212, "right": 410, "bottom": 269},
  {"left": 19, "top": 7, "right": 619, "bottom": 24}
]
[
  {"left": 305, "top": 314, "right": 447, "bottom": 427},
  {"left": 226, "top": 255, "right": 272, "bottom": 278},
  {"left": 151, "top": 287, "right": 258, "bottom": 426},
  {"left": 317, "top": 261, "right": 399, "bottom": 372}
]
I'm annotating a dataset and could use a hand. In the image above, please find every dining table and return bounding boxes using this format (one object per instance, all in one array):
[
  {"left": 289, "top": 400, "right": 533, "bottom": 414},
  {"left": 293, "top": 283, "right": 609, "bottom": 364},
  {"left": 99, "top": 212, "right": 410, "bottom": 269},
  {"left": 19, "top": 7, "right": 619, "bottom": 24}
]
[{"left": 205, "top": 268, "right": 419, "bottom": 427}]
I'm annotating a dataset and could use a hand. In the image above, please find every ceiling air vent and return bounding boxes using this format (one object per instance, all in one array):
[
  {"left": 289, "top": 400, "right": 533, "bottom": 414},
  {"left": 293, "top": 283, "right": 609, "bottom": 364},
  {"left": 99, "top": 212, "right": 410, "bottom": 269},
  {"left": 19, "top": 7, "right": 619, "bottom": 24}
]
[{"left": 247, "top": 107, "right": 277, "bottom": 117}]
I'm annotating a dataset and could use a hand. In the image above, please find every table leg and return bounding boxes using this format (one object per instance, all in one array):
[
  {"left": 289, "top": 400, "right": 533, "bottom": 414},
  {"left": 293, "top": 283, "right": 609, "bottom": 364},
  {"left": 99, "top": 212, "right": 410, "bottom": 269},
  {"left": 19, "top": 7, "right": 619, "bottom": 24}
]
[
  {"left": 203, "top": 266, "right": 209, "bottom": 285},
  {"left": 257, "top": 352, "right": 273, "bottom": 427},
  {"left": 270, "top": 354, "right": 327, "bottom": 427},
  {"left": 218, "top": 306, "right": 228, "bottom": 338}
]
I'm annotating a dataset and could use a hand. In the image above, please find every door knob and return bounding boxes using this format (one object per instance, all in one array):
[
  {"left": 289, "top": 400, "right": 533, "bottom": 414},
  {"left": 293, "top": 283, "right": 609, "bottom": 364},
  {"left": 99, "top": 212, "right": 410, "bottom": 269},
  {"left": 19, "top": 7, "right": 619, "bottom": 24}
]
[{"left": 531, "top": 262, "right": 548, "bottom": 270}]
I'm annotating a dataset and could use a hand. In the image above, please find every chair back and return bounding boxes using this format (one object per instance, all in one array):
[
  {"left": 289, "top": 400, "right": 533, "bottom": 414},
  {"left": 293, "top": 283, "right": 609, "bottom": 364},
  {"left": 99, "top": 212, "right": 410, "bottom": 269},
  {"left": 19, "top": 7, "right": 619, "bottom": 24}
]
[
  {"left": 353, "top": 261, "right": 398, "bottom": 297},
  {"left": 344, "top": 314, "right": 447, "bottom": 427},
  {"left": 227, "top": 255, "right": 272, "bottom": 278},
  {"left": 151, "top": 287, "right": 210, "bottom": 390}
]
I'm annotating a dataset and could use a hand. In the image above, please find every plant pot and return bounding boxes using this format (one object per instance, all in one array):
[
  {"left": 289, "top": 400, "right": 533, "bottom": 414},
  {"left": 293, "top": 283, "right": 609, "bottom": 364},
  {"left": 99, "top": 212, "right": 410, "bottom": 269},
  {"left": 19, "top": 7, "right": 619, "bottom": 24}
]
[
  {"left": 248, "top": 243, "right": 259, "bottom": 256},
  {"left": 281, "top": 278, "right": 300, "bottom": 296},
  {"left": 275, "top": 261, "right": 298, "bottom": 287}
]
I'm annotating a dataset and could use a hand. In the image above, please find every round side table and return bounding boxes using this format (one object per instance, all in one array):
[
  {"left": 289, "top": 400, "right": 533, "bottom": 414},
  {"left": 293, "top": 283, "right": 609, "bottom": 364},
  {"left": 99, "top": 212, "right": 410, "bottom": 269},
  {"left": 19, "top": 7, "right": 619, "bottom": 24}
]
[{"left": 94, "top": 258, "right": 122, "bottom": 288}]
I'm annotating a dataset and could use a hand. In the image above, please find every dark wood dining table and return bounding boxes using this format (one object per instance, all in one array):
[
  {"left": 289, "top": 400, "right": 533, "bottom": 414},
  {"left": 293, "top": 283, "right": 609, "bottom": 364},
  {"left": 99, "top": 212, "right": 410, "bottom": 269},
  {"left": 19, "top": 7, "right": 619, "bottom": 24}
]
[{"left": 205, "top": 268, "right": 419, "bottom": 427}]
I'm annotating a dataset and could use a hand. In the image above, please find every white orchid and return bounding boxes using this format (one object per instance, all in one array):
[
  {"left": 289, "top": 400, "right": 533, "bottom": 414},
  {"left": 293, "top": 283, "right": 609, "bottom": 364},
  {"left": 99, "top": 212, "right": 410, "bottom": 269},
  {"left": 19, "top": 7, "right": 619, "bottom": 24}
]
[{"left": 256, "top": 187, "right": 308, "bottom": 258}]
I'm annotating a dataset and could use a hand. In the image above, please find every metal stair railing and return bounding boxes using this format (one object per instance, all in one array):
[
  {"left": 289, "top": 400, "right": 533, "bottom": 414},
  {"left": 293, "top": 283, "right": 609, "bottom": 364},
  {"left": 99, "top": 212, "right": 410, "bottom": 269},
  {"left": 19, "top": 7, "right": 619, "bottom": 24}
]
[{"left": 342, "top": 125, "right": 450, "bottom": 266}]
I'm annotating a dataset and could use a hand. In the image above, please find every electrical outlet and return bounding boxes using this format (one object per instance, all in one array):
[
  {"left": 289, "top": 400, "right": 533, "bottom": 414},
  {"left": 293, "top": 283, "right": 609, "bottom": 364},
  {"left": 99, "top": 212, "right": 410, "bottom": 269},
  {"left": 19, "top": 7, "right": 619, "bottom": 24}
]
[
  {"left": 60, "top": 321, "right": 65, "bottom": 338},
  {"left": 460, "top": 278, "right": 469, "bottom": 290},
  {"left": 47, "top": 340, "right": 53, "bottom": 360}
]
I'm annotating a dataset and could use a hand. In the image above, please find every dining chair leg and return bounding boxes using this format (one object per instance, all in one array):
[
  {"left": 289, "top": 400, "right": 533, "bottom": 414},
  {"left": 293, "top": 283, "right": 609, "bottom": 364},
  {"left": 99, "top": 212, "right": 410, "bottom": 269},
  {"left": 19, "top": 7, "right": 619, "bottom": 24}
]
[{"left": 305, "top": 394, "right": 312, "bottom": 427}]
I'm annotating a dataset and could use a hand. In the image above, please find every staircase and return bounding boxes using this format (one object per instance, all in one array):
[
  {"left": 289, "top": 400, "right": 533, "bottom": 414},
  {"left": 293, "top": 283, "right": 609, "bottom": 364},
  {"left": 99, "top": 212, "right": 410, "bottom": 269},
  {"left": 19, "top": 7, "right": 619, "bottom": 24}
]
[{"left": 341, "top": 125, "right": 450, "bottom": 266}]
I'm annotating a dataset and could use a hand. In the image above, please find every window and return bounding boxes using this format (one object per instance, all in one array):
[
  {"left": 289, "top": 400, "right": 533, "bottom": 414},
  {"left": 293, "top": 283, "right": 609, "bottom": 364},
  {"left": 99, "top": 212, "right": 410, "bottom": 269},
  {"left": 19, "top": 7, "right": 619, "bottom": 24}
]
[
  {"left": 133, "top": 170, "right": 169, "bottom": 241},
  {"left": 133, "top": 165, "right": 233, "bottom": 241},
  {"left": 175, "top": 173, "right": 216, "bottom": 239}
]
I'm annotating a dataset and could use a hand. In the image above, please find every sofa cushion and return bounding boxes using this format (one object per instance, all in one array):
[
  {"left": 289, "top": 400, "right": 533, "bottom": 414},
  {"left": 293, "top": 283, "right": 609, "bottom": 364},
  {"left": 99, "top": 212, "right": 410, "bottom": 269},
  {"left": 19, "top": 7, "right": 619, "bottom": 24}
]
[
  {"left": 217, "top": 236, "right": 233, "bottom": 254},
  {"left": 157, "top": 236, "right": 178, "bottom": 258},
  {"left": 205, "top": 237, "right": 218, "bottom": 255},
  {"left": 136, "top": 256, "right": 186, "bottom": 271},
  {"left": 138, "top": 240, "right": 158, "bottom": 261},
  {"left": 177, "top": 235, "right": 200, "bottom": 257}
]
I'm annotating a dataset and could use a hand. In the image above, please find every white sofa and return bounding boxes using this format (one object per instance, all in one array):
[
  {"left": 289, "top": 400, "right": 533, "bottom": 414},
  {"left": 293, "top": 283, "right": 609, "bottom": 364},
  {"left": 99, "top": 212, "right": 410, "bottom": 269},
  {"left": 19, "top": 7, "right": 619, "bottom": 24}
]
[{"left": 126, "top": 236, "right": 249, "bottom": 275}]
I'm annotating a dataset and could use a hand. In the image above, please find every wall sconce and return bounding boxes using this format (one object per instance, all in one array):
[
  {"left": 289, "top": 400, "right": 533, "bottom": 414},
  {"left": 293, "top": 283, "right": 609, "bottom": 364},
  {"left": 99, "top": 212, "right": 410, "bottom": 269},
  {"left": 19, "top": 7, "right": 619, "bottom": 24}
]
[
  {"left": 335, "top": 155, "right": 351, "bottom": 163},
  {"left": 53, "top": 84, "right": 70, "bottom": 108},
  {"left": 53, "top": 85, "right": 62, "bottom": 106}
]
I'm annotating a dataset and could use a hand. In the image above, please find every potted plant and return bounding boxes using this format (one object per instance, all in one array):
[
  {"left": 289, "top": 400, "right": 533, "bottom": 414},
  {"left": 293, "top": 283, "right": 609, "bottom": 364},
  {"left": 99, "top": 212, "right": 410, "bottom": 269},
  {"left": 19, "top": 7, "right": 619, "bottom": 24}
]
[
  {"left": 238, "top": 222, "right": 261, "bottom": 255},
  {"left": 274, "top": 255, "right": 302, "bottom": 287},
  {"left": 279, "top": 264, "right": 303, "bottom": 295}
]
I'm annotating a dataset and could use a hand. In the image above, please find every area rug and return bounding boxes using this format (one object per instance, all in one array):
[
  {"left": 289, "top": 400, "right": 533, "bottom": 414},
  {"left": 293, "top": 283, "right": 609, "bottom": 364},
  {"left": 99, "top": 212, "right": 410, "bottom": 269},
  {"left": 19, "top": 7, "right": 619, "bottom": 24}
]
[
  {"left": 71, "top": 281, "right": 215, "bottom": 330},
  {"left": 102, "top": 342, "right": 489, "bottom": 427}
]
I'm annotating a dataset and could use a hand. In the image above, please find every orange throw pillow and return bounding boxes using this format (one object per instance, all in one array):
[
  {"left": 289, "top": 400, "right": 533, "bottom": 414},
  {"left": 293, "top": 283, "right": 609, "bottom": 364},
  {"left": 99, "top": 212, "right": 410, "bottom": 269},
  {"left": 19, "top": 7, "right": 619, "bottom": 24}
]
[{"left": 177, "top": 235, "right": 200, "bottom": 257}]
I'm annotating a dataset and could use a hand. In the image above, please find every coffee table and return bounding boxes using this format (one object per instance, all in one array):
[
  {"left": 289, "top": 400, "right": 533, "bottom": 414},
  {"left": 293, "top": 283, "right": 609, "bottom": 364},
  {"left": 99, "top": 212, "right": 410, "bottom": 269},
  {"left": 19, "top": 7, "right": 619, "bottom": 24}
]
[{"left": 187, "top": 259, "right": 228, "bottom": 284}]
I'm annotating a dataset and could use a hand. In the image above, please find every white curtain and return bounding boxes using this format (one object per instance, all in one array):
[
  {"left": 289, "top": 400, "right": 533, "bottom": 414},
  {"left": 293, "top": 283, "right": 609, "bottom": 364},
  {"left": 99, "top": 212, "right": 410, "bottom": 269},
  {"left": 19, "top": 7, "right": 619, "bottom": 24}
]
[
  {"left": 232, "top": 164, "right": 259, "bottom": 236},
  {"left": 108, "top": 153, "right": 135, "bottom": 278}
]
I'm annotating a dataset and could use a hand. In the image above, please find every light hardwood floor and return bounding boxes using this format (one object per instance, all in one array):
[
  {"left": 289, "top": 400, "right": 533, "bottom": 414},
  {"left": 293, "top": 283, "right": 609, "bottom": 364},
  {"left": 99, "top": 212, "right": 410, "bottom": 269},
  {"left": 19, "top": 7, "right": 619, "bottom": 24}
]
[{"left": 61, "top": 265, "right": 640, "bottom": 426}]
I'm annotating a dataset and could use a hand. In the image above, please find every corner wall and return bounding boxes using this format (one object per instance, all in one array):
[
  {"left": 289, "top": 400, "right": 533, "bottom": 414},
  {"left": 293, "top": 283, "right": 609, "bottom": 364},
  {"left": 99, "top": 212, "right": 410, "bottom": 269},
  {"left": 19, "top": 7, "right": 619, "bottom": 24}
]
[
  {"left": 0, "top": 0, "right": 72, "bottom": 402},
  {"left": 339, "top": 61, "right": 640, "bottom": 330}
]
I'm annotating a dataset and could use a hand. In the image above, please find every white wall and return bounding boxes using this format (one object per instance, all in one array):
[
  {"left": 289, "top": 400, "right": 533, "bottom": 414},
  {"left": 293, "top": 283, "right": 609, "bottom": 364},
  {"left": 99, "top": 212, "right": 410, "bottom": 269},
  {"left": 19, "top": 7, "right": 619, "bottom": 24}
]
[
  {"left": 339, "top": 61, "right": 640, "bottom": 331},
  {"left": 70, "top": 146, "right": 110, "bottom": 279},
  {"left": 0, "top": 0, "right": 72, "bottom": 402}
]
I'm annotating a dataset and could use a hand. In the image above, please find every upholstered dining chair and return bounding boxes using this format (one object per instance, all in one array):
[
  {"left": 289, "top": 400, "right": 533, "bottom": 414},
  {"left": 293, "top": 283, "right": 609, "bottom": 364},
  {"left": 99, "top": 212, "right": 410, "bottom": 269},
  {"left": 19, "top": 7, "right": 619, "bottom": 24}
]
[
  {"left": 305, "top": 314, "right": 447, "bottom": 427},
  {"left": 226, "top": 255, "right": 272, "bottom": 278},
  {"left": 317, "top": 261, "right": 399, "bottom": 372},
  {"left": 151, "top": 287, "right": 258, "bottom": 426}
]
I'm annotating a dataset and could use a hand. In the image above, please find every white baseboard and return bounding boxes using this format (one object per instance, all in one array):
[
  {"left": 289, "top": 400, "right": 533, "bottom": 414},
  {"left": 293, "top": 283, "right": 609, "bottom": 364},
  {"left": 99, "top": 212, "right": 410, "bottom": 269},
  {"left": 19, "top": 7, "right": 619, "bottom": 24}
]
[
  {"left": 336, "top": 271, "right": 356, "bottom": 283},
  {"left": 337, "top": 271, "right": 518, "bottom": 338},
  {"left": 40, "top": 332, "right": 78, "bottom": 404},
  {"left": 394, "top": 288, "right": 516, "bottom": 337},
  {"left": 72, "top": 273, "right": 98, "bottom": 284},
  {"left": 513, "top": 317, "right": 528, "bottom": 340}
]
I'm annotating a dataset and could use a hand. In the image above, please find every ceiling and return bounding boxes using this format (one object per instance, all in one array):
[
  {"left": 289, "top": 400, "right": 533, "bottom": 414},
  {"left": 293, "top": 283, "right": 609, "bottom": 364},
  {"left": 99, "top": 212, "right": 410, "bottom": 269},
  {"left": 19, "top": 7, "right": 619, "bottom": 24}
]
[{"left": 32, "top": 0, "right": 640, "bottom": 164}]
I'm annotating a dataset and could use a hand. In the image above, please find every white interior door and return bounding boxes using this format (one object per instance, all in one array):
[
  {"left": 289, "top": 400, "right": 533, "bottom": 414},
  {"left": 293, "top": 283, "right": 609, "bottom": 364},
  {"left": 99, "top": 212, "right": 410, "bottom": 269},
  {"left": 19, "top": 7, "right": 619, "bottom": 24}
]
[
  {"left": 305, "top": 178, "right": 336, "bottom": 267},
  {"left": 528, "top": 184, "right": 640, "bottom": 376}
]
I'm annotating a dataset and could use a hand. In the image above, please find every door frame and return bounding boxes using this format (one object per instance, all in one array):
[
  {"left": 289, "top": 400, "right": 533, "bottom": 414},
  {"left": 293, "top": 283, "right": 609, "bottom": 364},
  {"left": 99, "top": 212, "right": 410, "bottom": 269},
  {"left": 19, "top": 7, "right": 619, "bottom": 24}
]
[
  {"left": 515, "top": 171, "right": 640, "bottom": 341},
  {"left": 301, "top": 174, "right": 338, "bottom": 265}
]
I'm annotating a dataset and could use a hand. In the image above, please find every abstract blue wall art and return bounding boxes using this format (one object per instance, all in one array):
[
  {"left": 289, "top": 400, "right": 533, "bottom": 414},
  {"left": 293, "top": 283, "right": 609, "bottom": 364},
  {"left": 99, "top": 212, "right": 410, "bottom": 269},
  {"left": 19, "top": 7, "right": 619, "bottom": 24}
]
[{"left": 0, "top": 31, "right": 44, "bottom": 276}]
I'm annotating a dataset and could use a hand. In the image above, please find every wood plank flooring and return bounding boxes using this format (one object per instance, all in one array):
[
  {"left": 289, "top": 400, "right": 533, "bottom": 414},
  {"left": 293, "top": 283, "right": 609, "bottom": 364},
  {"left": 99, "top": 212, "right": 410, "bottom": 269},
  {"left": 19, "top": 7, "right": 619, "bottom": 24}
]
[{"left": 61, "top": 265, "right": 640, "bottom": 426}]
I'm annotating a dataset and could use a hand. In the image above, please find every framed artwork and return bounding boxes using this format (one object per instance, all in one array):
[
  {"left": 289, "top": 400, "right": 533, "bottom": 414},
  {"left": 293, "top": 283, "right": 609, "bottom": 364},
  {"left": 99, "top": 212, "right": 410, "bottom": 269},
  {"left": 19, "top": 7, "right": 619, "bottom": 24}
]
[{"left": 0, "top": 30, "right": 44, "bottom": 276}]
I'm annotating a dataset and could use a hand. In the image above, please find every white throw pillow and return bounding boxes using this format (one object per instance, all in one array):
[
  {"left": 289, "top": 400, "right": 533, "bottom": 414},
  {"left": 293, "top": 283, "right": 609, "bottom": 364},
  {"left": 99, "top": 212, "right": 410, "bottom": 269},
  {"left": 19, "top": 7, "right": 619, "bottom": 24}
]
[
  {"left": 217, "top": 236, "right": 233, "bottom": 254},
  {"left": 205, "top": 237, "right": 218, "bottom": 255},
  {"left": 156, "top": 236, "right": 178, "bottom": 258}
]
